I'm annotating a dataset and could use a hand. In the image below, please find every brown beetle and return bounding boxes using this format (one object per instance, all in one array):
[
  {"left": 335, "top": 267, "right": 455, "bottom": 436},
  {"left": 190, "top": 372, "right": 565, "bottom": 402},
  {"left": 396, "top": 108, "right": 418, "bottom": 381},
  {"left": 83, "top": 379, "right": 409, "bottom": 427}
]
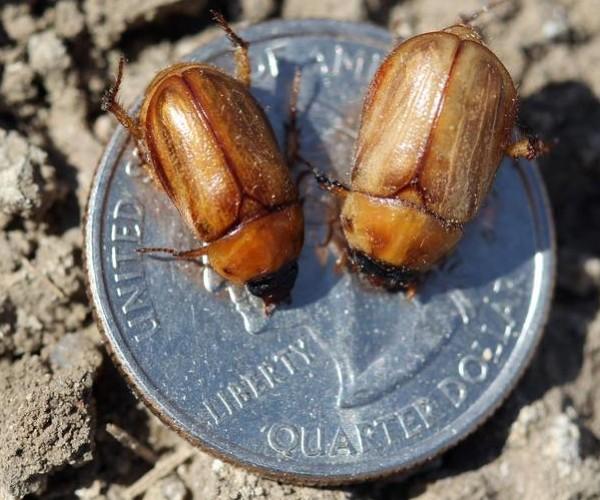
[
  {"left": 315, "top": 14, "right": 547, "bottom": 291},
  {"left": 102, "top": 13, "right": 304, "bottom": 306}
]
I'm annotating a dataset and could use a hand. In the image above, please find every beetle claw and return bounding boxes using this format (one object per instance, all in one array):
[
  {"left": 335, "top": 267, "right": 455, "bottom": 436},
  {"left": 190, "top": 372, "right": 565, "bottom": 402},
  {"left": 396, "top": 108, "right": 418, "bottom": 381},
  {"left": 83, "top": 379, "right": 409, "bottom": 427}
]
[
  {"left": 210, "top": 10, "right": 251, "bottom": 86},
  {"left": 506, "top": 136, "right": 550, "bottom": 160}
]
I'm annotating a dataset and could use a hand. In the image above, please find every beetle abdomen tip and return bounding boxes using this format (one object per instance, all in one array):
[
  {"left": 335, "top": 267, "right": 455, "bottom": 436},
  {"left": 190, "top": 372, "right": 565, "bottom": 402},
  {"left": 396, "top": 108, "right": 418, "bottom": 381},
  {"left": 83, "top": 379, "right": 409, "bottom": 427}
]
[
  {"left": 350, "top": 250, "right": 420, "bottom": 292},
  {"left": 246, "top": 260, "right": 299, "bottom": 305}
]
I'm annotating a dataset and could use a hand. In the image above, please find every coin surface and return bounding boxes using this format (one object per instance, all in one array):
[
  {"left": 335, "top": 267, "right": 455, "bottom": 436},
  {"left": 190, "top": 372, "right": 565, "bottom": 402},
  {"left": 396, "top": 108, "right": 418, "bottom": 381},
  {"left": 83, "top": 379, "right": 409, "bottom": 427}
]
[{"left": 85, "top": 20, "right": 555, "bottom": 484}]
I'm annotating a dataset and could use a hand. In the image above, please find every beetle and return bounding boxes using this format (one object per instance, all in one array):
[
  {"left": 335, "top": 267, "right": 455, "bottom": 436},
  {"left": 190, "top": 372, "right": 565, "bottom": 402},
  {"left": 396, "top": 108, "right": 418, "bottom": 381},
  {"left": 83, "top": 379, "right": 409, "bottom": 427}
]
[
  {"left": 101, "top": 13, "right": 304, "bottom": 307},
  {"left": 314, "top": 9, "right": 547, "bottom": 291}
]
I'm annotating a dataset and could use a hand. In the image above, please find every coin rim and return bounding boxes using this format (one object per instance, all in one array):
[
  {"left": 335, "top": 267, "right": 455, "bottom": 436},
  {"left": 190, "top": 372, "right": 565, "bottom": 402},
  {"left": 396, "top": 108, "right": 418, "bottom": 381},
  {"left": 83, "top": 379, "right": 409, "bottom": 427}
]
[{"left": 84, "top": 18, "right": 556, "bottom": 485}]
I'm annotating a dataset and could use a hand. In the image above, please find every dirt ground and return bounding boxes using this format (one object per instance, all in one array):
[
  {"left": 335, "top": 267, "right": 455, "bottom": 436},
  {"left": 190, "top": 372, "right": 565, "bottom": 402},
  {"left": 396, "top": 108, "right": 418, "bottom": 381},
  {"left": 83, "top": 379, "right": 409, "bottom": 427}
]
[{"left": 1, "top": 0, "right": 600, "bottom": 498}]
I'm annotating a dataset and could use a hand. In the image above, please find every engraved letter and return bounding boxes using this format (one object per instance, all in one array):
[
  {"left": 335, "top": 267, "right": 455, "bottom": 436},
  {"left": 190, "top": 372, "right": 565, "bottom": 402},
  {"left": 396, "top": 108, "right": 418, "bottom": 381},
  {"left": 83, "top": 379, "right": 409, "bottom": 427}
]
[
  {"left": 288, "top": 338, "right": 314, "bottom": 366},
  {"left": 300, "top": 426, "right": 324, "bottom": 457},
  {"left": 111, "top": 246, "right": 139, "bottom": 270},
  {"left": 275, "top": 352, "right": 295, "bottom": 375},
  {"left": 111, "top": 200, "right": 143, "bottom": 243},
  {"left": 438, "top": 377, "right": 467, "bottom": 409},
  {"left": 413, "top": 397, "right": 433, "bottom": 428},
  {"left": 267, "top": 424, "right": 299, "bottom": 457},
  {"left": 127, "top": 314, "right": 159, "bottom": 338},
  {"left": 227, "top": 382, "right": 253, "bottom": 409},
  {"left": 260, "top": 360, "right": 290, "bottom": 385},
  {"left": 202, "top": 392, "right": 233, "bottom": 426},
  {"left": 240, "top": 370, "right": 270, "bottom": 399},
  {"left": 113, "top": 199, "right": 142, "bottom": 220},
  {"left": 459, "top": 355, "right": 488, "bottom": 383},
  {"left": 117, "top": 285, "right": 149, "bottom": 315},
  {"left": 356, "top": 420, "right": 391, "bottom": 453},
  {"left": 396, "top": 404, "right": 426, "bottom": 440},
  {"left": 329, "top": 427, "right": 357, "bottom": 456},
  {"left": 111, "top": 220, "right": 141, "bottom": 243}
]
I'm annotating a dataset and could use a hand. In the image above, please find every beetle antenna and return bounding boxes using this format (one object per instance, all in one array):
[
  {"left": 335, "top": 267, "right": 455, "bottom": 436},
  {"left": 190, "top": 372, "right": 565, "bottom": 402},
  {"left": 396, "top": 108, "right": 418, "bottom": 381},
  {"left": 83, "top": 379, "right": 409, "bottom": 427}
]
[
  {"left": 211, "top": 10, "right": 251, "bottom": 86},
  {"left": 459, "top": 0, "right": 512, "bottom": 25},
  {"left": 102, "top": 57, "right": 144, "bottom": 141},
  {"left": 211, "top": 10, "right": 248, "bottom": 49},
  {"left": 101, "top": 57, "right": 125, "bottom": 112},
  {"left": 137, "top": 246, "right": 208, "bottom": 261}
]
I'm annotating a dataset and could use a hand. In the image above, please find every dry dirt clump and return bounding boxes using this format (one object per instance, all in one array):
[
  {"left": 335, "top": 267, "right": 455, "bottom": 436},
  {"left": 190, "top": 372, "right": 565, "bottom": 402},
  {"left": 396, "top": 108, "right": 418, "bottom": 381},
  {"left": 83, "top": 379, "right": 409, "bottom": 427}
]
[
  {"left": 0, "top": 333, "right": 102, "bottom": 498},
  {"left": 0, "top": 0, "right": 600, "bottom": 499},
  {"left": 0, "top": 129, "right": 58, "bottom": 228}
]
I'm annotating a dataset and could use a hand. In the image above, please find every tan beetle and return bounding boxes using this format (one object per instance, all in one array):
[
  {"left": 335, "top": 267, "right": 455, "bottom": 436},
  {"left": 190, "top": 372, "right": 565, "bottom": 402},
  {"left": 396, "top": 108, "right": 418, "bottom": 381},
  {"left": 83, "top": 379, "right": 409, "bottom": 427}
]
[
  {"left": 315, "top": 4, "right": 548, "bottom": 291},
  {"left": 102, "top": 13, "right": 304, "bottom": 307}
]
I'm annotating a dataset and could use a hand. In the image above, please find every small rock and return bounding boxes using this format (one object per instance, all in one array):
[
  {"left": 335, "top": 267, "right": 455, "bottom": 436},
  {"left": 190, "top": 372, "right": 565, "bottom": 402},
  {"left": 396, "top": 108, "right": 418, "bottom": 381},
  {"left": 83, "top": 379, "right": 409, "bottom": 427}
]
[
  {"left": 84, "top": 0, "right": 208, "bottom": 50},
  {"left": 0, "top": 129, "right": 55, "bottom": 223},
  {"left": 0, "top": 293, "right": 17, "bottom": 357},
  {"left": 1, "top": 4, "right": 37, "bottom": 43},
  {"left": 584, "top": 257, "right": 600, "bottom": 286},
  {"left": 93, "top": 114, "right": 115, "bottom": 144},
  {"left": 0, "top": 336, "right": 102, "bottom": 498},
  {"left": 542, "top": 413, "right": 582, "bottom": 478},
  {"left": 196, "top": 453, "right": 353, "bottom": 499},
  {"left": 143, "top": 473, "right": 188, "bottom": 500},
  {"left": 558, "top": 250, "right": 600, "bottom": 296},
  {"left": 27, "top": 30, "right": 71, "bottom": 75},
  {"left": 234, "top": 0, "right": 277, "bottom": 22},
  {"left": 48, "top": 333, "right": 103, "bottom": 373},
  {"left": 283, "top": 0, "right": 365, "bottom": 21},
  {"left": 13, "top": 309, "right": 44, "bottom": 356},
  {"left": 507, "top": 400, "right": 547, "bottom": 447},
  {"left": 35, "top": 232, "right": 84, "bottom": 300},
  {"left": 74, "top": 479, "right": 105, "bottom": 499},
  {"left": 567, "top": 0, "right": 600, "bottom": 41},
  {"left": 0, "top": 228, "right": 88, "bottom": 354},
  {"left": 0, "top": 61, "right": 37, "bottom": 108},
  {"left": 54, "top": 0, "right": 86, "bottom": 39},
  {"left": 542, "top": 4, "right": 571, "bottom": 42}
]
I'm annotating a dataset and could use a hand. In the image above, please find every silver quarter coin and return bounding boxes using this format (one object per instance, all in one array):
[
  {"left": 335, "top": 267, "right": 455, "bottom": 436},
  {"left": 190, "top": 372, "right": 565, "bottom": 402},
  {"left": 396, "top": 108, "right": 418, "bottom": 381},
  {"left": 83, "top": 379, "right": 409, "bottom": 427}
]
[{"left": 85, "top": 20, "right": 555, "bottom": 484}]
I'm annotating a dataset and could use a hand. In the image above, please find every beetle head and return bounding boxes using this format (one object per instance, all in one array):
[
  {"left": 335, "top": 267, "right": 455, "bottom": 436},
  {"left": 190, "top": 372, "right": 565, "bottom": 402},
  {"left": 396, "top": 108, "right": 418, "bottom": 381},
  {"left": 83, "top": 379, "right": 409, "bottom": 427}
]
[{"left": 246, "top": 260, "right": 299, "bottom": 305}]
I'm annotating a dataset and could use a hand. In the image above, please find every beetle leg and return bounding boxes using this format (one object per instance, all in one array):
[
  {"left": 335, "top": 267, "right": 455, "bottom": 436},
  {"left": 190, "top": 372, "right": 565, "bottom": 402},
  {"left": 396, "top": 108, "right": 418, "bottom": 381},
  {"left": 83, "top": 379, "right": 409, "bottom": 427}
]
[
  {"left": 136, "top": 246, "right": 208, "bottom": 261},
  {"left": 284, "top": 70, "right": 327, "bottom": 195},
  {"left": 318, "top": 212, "right": 340, "bottom": 248},
  {"left": 313, "top": 169, "right": 350, "bottom": 199},
  {"left": 285, "top": 68, "right": 302, "bottom": 167},
  {"left": 211, "top": 10, "right": 251, "bottom": 87},
  {"left": 405, "top": 283, "right": 418, "bottom": 301},
  {"left": 101, "top": 57, "right": 147, "bottom": 151},
  {"left": 289, "top": 137, "right": 350, "bottom": 198},
  {"left": 505, "top": 137, "right": 550, "bottom": 160},
  {"left": 459, "top": 0, "right": 512, "bottom": 25}
]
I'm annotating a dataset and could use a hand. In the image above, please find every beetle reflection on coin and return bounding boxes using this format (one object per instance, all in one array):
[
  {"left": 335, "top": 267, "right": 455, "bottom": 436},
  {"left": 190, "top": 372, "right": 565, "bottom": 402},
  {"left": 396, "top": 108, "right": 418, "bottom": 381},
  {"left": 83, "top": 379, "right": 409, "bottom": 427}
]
[
  {"left": 315, "top": 14, "right": 548, "bottom": 291},
  {"left": 101, "top": 13, "right": 304, "bottom": 308}
]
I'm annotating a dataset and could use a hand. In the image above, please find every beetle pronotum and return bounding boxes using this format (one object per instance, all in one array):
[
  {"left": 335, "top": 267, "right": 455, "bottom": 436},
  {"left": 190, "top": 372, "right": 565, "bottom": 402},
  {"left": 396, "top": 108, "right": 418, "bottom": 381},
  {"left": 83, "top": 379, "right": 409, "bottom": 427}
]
[
  {"left": 102, "top": 13, "right": 304, "bottom": 308},
  {"left": 314, "top": 2, "right": 548, "bottom": 291}
]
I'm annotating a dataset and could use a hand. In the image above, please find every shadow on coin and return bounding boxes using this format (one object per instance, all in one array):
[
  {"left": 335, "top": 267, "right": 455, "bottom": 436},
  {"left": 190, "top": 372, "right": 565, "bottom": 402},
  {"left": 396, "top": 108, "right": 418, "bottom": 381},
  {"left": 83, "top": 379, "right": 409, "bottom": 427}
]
[
  {"left": 345, "top": 80, "right": 600, "bottom": 497},
  {"left": 254, "top": 57, "right": 344, "bottom": 309}
]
